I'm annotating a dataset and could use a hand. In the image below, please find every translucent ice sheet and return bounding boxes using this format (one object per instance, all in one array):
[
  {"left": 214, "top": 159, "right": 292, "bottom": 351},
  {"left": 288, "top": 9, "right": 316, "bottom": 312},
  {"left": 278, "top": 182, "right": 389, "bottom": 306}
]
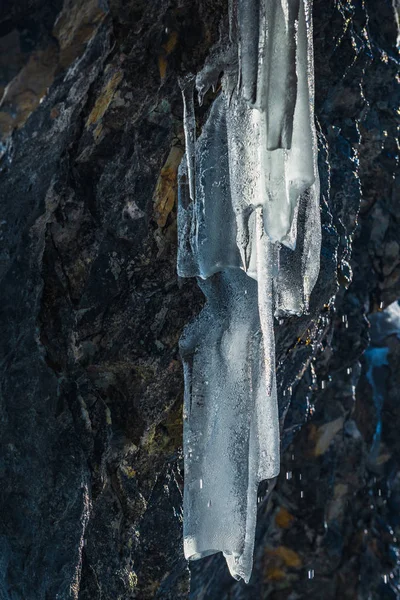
[{"left": 178, "top": 0, "right": 321, "bottom": 584}]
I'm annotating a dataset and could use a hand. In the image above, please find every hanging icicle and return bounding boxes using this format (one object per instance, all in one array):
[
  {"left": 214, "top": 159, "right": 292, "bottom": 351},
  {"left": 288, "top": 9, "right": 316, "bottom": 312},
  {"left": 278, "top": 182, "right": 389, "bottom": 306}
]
[{"left": 178, "top": 0, "right": 321, "bottom": 583}]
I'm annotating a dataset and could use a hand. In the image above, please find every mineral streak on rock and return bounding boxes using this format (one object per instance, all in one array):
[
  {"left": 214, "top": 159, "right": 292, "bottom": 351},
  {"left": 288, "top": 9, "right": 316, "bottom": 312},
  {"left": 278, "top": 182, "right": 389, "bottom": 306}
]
[{"left": 178, "top": 0, "right": 321, "bottom": 583}]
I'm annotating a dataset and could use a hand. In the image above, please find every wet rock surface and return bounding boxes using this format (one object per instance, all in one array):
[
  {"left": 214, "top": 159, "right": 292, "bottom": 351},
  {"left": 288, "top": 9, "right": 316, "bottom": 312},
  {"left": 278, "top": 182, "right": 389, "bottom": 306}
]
[{"left": 0, "top": 0, "right": 398, "bottom": 599}]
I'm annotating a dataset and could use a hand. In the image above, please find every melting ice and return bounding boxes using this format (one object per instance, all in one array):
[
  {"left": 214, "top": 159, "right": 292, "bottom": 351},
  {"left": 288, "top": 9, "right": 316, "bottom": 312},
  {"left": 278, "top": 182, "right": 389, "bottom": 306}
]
[{"left": 178, "top": 0, "right": 321, "bottom": 583}]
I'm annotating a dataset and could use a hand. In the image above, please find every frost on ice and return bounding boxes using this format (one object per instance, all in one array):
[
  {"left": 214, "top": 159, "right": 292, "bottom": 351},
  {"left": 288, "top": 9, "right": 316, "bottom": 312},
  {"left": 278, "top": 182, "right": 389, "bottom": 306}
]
[{"left": 177, "top": 0, "right": 321, "bottom": 583}]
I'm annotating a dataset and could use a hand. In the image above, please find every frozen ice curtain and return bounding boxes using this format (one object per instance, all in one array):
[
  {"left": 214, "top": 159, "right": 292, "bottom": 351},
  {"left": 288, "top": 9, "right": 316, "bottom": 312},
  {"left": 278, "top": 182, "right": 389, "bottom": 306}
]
[{"left": 177, "top": 0, "right": 321, "bottom": 583}]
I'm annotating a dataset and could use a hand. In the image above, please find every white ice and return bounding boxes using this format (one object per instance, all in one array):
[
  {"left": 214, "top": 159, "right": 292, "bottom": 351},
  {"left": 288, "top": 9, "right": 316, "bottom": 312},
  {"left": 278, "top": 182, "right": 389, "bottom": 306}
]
[{"left": 178, "top": 0, "right": 321, "bottom": 584}]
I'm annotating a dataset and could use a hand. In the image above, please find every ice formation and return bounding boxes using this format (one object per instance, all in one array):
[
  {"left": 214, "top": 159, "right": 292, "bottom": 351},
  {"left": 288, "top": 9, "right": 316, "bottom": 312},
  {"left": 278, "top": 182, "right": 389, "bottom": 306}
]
[{"left": 178, "top": 0, "right": 321, "bottom": 583}]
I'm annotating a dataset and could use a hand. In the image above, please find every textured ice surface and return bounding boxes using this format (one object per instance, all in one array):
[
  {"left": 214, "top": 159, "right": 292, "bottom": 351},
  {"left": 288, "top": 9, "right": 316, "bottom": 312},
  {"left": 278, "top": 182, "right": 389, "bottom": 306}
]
[
  {"left": 178, "top": 0, "right": 321, "bottom": 584},
  {"left": 181, "top": 270, "right": 280, "bottom": 581}
]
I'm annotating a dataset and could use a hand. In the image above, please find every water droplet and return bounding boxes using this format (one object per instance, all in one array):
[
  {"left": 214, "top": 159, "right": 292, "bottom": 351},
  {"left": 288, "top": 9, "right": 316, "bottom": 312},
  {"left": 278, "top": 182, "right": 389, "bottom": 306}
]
[
  {"left": 383, "top": 574, "right": 388, "bottom": 584},
  {"left": 199, "top": 479, "right": 203, "bottom": 489},
  {"left": 207, "top": 500, "right": 212, "bottom": 508},
  {"left": 308, "top": 569, "right": 315, "bottom": 580},
  {"left": 300, "top": 490, "right": 304, "bottom": 499},
  {"left": 347, "top": 367, "right": 352, "bottom": 375},
  {"left": 286, "top": 471, "right": 292, "bottom": 480}
]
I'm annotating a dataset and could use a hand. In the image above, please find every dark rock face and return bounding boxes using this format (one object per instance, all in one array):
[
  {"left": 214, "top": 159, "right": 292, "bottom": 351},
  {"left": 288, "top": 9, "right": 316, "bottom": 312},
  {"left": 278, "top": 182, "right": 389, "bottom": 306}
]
[{"left": 0, "top": 1, "right": 398, "bottom": 599}]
